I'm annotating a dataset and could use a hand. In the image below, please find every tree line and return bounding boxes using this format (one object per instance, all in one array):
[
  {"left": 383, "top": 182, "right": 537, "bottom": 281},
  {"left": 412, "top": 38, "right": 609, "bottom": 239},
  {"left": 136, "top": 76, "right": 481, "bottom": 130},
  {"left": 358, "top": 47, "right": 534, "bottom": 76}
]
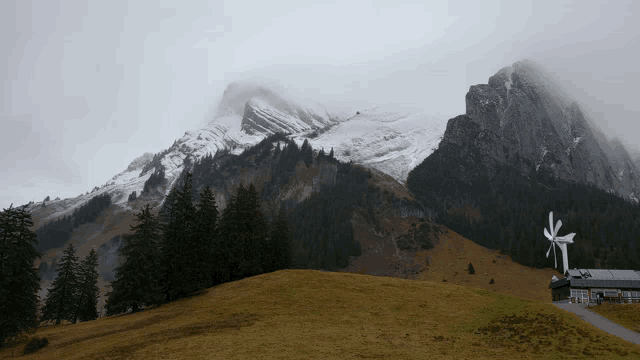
[
  {"left": 0, "top": 204, "right": 42, "bottom": 347},
  {"left": 408, "top": 161, "right": 640, "bottom": 271},
  {"left": 104, "top": 172, "right": 293, "bottom": 315},
  {"left": 35, "top": 192, "right": 112, "bottom": 253}
]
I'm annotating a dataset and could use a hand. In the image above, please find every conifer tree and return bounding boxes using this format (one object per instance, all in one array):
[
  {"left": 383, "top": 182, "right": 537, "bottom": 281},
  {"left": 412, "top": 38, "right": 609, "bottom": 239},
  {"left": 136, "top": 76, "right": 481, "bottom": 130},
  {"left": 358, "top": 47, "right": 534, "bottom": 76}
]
[
  {"left": 0, "top": 205, "right": 42, "bottom": 347},
  {"left": 158, "top": 172, "right": 199, "bottom": 301},
  {"left": 215, "top": 190, "right": 238, "bottom": 283},
  {"left": 317, "top": 148, "right": 326, "bottom": 161},
  {"left": 40, "top": 242, "right": 80, "bottom": 325},
  {"left": 300, "top": 139, "right": 313, "bottom": 167},
  {"left": 275, "top": 206, "right": 293, "bottom": 270},
  {"left": 329, "top": 147, "right": 334, "bottom": 159},
  {"left": 193, "top": 186, "right": 218, "bottom": 290},
  {"left": 105, "top": 204, "right": 163, "bottom": 316},
  {"left": 158, "top": 187, "right": 180, "bottom": 302},
  {"left": 274, "top": 141, "right": 281, "bottom": 158},
  {"left": 239, "top": 183, "right": 269, "bottom": 277},
  {"left": 71, "top": 248, "right": 100, "bottom": 323}
]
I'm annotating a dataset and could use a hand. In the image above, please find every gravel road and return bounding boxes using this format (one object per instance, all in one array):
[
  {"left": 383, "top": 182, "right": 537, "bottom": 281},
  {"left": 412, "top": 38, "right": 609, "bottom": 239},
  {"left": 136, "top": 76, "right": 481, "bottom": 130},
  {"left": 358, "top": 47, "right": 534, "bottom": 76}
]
[{"left": 553, "top": 300, "right": 640, "bottom": 345}]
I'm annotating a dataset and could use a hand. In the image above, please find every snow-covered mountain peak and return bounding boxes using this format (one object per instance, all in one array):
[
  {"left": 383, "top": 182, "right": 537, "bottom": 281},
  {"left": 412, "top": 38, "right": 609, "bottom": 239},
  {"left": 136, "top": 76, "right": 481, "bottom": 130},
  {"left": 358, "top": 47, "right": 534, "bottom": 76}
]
[{"left": 125, "top": 152, "right": 154, "bottom": 173}]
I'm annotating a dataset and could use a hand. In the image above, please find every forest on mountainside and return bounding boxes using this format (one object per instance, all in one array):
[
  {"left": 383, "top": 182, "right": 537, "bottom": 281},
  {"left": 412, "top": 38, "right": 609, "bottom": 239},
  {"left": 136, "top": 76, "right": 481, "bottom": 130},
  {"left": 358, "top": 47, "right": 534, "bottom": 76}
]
[
  {"left": 167, "top": 132, "right": 428, "bottom": 271},
  {"left": 104, "top": 172, "right": 294, "bottom": 316},
  {"left": 34, "top": 193, "right": 112, "bottom": 253},
  {"left": 408, "top": 161, "right": 640, "bottom": 271}
]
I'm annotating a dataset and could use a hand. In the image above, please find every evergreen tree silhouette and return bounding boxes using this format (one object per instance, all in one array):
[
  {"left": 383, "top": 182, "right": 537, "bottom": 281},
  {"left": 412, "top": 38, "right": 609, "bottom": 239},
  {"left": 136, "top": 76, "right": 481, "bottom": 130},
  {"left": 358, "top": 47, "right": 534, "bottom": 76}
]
[
  {"left": 270, "top": 205, "right": 293, "bottom": 271},
  {"left": 158, "top": 187, "right": 180, "bottom": 302},
  {"left": 193, "top": 185, "right": 219, "bottom": 290},
  {"left": 329, "top": 147, "right": 334, "bottom": 160},
  {"left": 40, "top": 243, "right": 80, "bottom": 325},
  {"left": 105, "top": 204, "right": 163, "bottom": 316},
  {"left": 71, "top": 248, "right": 100, "bottom": 323},
  {"left": 0, "top": 204, "right": 42, "bottom": 347},
  {"left": 158, "top": 172, "right": 199, "bottom": 301},
  {"left": 300, "top": 139, "right": 313, "bottom": 167},
  {"left": 468, "top": 262, "right": 475, "bottom": 274}
]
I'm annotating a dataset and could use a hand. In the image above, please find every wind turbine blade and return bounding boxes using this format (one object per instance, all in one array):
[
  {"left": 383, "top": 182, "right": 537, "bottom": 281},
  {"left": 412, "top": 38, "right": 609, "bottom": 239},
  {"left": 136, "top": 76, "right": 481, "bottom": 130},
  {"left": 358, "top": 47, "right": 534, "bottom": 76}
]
[
  {"left": 556, "top": 233, "right": 576, "bottom": 243},
  {"left": 553, "top": 242, "right": 558, "bottom": 268},
  {"left": 544, "top": 227, "right": 553, "bottom": 240},
  {"left": 549, "top": 212, "right": 553, "bottom": 233},
  {"left": 554, "top": 220, "right": 562, "bottom": 237},
  {"left": 546, "top": 243, "right": 553, "bottom": 257}
]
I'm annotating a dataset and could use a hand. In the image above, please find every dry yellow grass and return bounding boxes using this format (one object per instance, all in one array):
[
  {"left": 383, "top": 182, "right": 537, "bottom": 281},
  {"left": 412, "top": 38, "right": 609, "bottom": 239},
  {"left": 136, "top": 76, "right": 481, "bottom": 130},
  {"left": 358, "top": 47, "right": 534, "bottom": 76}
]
[
  {"left": 2, "top": 269, "right": 639, "bottom": 360},
  {"left": 415, "top": 228, "right": 563, "bottom": 303},
  {"left": 589, "top": 303, "right": 640, "bottom": 334}
]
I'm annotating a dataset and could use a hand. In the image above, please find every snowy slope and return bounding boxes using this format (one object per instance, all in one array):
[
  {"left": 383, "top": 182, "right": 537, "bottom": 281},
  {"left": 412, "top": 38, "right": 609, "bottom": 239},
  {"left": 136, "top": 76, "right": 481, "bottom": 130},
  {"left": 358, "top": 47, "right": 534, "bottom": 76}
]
[
  {"left": 26, "top": 84, "right": 447, "bottom": 222},
  {"left": 294, "top": 107, "right": 448, "bottom": 185}
]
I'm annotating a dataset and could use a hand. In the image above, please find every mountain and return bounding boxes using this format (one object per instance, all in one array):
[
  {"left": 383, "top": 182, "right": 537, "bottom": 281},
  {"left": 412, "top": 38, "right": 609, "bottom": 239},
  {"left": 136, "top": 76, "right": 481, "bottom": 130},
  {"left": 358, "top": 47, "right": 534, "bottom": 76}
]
[
  {"left": 24, "top": 81, "right": 447, "bottom": 224},
  {"left": 410, "top": 59, "right": 640, "bottom": 203},
  {"left": 407, "top": 59, "right": 640, "bottom": 275},
  {"left": 22, "top": 81, "right": 449, "bottom": 310}
]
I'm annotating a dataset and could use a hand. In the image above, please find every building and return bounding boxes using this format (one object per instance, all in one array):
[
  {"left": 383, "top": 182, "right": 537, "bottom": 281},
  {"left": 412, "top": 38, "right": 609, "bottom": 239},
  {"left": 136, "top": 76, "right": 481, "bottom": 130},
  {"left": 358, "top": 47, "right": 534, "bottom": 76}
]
[{"left": 549, "top": 269, "right": 640, "bottom": 304}]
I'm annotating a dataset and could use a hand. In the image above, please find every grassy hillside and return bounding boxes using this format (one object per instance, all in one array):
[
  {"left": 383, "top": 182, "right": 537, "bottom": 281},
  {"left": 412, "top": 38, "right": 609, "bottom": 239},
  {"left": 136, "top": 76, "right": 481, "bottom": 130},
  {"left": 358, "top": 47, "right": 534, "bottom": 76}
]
[
  {"left": 414, "top": 229, "right": 563, "bottom": 303},
  {"left": 2, "top": 270, "right": 639, "bottom": 359},
  {"left": 589, "top": 303, "right": 640, "bottom": 334}
]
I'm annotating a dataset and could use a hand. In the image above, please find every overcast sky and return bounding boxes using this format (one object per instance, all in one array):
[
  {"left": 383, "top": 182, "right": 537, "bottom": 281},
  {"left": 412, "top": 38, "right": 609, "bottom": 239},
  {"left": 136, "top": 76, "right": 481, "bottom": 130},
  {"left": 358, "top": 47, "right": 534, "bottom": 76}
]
[{"left": 2, "top": 0, "right": 638, "bottom": 210}]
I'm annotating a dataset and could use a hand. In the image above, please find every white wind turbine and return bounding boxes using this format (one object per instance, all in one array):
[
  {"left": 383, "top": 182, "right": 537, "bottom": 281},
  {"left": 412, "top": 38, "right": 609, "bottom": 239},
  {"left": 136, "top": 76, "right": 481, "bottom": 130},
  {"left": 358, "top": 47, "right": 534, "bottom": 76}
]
[{"left": 544, "top": 211, "right": 576, "bottom": 276}]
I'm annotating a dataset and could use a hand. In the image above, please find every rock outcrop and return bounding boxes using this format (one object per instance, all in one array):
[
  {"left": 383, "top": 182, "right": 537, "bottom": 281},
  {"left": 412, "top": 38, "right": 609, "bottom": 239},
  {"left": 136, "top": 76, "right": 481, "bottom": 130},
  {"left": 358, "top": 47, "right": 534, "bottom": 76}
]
[{"left": 415, "top": 60, "right": 640, "bottom": 202}]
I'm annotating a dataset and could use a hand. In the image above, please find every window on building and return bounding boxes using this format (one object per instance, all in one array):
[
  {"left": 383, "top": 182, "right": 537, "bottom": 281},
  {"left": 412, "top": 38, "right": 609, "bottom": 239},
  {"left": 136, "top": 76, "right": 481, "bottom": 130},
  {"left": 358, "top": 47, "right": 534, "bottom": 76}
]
[
  {"left": 571, "top": 289, "right": 588, "bottom": 299},
  {"left": 623, "top": 291, "right": 631, "bottom": 298},
  {"left": 604, "top": 290, "right": 619, "bottom": 297}
]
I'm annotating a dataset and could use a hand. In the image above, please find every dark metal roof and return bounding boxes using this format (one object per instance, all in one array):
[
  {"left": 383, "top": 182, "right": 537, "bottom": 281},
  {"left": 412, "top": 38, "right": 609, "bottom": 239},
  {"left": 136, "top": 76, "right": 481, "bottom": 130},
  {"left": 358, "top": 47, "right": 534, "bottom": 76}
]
[
  {"left": 549, "top": 278, "right": 568, "bottom": 289},
  {"left": 569, "top": 279, "right": 640, "bottom": 289},
  {"left": 549, "top": 269, "right": 640, "bottom": 289}
]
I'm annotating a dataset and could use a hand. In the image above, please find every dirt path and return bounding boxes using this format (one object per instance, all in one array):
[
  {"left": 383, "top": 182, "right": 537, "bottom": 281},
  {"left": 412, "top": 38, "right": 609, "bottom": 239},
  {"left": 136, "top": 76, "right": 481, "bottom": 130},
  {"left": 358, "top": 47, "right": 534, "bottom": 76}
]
[{"left": 553, "top": 300, "right": 640, "bottom": 345}]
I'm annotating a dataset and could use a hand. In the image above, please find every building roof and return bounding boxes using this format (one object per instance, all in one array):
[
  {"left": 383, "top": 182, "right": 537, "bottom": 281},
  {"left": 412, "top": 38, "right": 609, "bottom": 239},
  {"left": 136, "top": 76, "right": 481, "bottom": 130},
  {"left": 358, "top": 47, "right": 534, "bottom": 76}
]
[{"left": 549, "top": 269, "right": 640, "bottom": 289}]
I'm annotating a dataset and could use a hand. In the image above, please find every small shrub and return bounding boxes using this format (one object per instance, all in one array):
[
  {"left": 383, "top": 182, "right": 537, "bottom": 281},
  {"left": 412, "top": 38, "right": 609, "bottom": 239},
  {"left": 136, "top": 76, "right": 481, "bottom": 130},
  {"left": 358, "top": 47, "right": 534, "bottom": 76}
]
[
  {"left": 23, "top": 337, "right": 48, "bottom": 355},
  {"left": 442, "top": 278, "right": 447, "bottom": 282},
  {"left": 490, "top": 278, "right": 495, "bottom": 284},
  {"left": 492, "top": 259, "right": 497, "bottom": 263},
  {"left": 468, "top": 262, "right": 476, "bottom": 275}
]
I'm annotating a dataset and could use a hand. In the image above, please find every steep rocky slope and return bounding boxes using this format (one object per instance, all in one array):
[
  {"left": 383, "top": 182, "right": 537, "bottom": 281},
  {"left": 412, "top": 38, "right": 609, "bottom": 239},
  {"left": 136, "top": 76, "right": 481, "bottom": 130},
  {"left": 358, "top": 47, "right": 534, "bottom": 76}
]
[{"left": 411, "top": 59, "right": 640, "bottom": 203}]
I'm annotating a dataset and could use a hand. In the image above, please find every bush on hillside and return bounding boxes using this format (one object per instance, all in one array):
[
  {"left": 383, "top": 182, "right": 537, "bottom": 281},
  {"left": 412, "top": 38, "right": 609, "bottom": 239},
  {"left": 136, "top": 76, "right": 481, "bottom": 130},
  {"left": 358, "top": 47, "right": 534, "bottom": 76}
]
[
  {"left": 468, "top": 262, "right": 475, "bottom": 275},
  {"left": 23, "top": 337, "right": 48, "bottom": 355},
  {"left": 489, "top": 278, "right": 495, "bottom": 284}
]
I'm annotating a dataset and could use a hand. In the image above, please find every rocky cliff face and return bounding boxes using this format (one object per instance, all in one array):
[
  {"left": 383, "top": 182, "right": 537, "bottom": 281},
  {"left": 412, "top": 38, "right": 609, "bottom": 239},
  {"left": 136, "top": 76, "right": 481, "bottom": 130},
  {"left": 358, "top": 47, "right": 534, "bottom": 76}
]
[{"left": 436, "top": 60, "right": 640, "bottom": 202}]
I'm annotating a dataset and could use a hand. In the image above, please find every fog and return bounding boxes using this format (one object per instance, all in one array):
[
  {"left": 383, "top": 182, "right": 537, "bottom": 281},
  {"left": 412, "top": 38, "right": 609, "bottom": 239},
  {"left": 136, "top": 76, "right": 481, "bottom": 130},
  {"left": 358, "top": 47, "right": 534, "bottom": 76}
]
[{"left": 1, "top": 0, "right": 638, "bottom": 209}]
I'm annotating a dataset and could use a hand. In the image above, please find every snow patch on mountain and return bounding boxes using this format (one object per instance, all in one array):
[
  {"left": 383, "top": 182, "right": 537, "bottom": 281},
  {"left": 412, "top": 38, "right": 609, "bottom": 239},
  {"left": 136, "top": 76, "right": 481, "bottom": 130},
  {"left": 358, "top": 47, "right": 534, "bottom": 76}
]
[{"left": 296, "top": 107, "right": 449, "bottom": 185}]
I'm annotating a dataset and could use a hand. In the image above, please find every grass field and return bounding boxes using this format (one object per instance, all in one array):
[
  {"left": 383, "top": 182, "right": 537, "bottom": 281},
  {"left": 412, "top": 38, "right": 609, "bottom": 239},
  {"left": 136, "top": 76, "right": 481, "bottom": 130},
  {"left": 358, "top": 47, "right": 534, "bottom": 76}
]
[
  {"left": 589, "top": 303, "right": 640, "bottom": 334},
  {"left": 2, "top": 269, "right": 640, "bottom": 360}
]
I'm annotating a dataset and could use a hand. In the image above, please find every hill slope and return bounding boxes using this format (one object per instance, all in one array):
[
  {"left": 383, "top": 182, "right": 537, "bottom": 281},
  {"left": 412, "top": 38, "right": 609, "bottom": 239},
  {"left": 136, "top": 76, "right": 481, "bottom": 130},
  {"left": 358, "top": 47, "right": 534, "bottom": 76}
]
[{"left": 2, "top": 270, "right": 639, "bottom": 360}]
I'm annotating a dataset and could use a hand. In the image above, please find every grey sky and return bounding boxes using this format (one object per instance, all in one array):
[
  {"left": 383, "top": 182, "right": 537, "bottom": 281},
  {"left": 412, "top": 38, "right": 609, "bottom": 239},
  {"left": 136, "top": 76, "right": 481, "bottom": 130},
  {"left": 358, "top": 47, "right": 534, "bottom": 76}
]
[{"left": 1, "top": 0, "right": 638, "bottom": 210}]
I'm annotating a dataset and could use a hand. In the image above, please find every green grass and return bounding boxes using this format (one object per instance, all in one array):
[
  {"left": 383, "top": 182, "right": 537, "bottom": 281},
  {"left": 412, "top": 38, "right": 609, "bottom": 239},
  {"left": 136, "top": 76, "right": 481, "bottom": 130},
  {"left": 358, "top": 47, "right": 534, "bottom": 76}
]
[{"left": 1, "top": 269, "right": 639, "bottom": 359}]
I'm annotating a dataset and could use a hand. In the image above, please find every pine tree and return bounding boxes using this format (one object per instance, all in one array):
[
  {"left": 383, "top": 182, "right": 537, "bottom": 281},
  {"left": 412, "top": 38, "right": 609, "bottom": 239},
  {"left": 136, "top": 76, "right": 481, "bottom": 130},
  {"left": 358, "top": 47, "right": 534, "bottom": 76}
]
[
  {"left": 105, "top": 204, "right": 163, "bottom": 316},
  {"left": 215, "top": 190, "right": 238, "bottom": 284},
  {"left": 274, "top": 141, "right": 281, "bottom": 158},
  {"left": 71, "top": 248, "right": 100, "bottom": 323},
  {"left": 193, "top": 186, "right": 218, "bottom": 290},
  {"left": 158, "top": 172, "right": 200, "bottom": 301},
  {"left": 158, "top": 187, "right": 180, "bottom": 302},
  {"left": 240, "top": 183, "right": 269, "bottom": 277},
  {"left": 468, "top": 262, "right": 476, "bottom": 275},
  {"left": 300, "top": 139, "right": 313, "bottom": 167},
  {"left": 269, "top": 205, "right": 293, "bottom": 271},
  {"left": 40, "top": 243, "right": 80, "bottom": 325},
  {"left": 329, "top": 147, "right": 334, "bottom": 159},
  {"left": 0, "top": 205, "right": 42, "bottom": 347}
]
